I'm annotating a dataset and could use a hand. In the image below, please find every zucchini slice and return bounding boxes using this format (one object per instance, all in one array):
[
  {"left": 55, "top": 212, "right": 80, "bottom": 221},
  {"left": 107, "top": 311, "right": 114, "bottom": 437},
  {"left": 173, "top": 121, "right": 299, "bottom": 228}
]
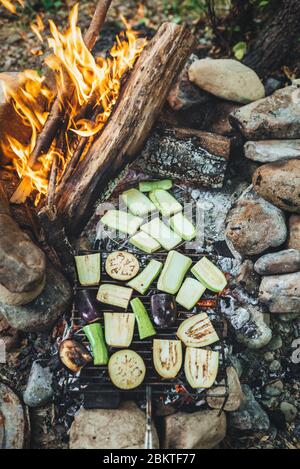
[
  {"left": 75, "top": 253, "right": 100, "bottom": 286},
  {"left": 97, "top": 284, "right": 133, "bottom": 309},
  {"left": 100, "top": 210, "right": 143, "bottom": 236},
  {"left": 121, "top": 189, "right": 156, "bottom": 216},
  {"left": 127, "top": 259, "right": 163, "bottom": 295},
  {"left": 104, "top": 313, "right": 135, "bottom": 348},
  {"left": 139, "top": 179, "right": 173, "bottom": 192},
  {"left": 168, "top": 212, "right": 196, "bottom": 241},
  {"left": 177, "top": 313, "right": 219, "bottom": 347},
  {"left": 191, "top": 257, "right": 227, "bottom": 293},
  {"left": 153, "top": 339, "right": 182, "bottom": 379},
  {"left": 141, "top": 218, "right": 182, "bottom": 251},
  {"left": 108, "top": 350, "right": 146, "bottom": 390},
  {"left": 185, "top": 348, "right": 219, "bottom": 389},
  {"left": 105, "top": 251, "right": 139, "bottom": 281},
  {"left": 149, "top": 190, "right": 182, "bottom": 217},
  {"left": 176, "top": 277, "right": 206, "bottom": 310},
  {"left": 157, "top": 250, "right": 192, "bottom": 294},
  {"left": 129, "top": 231, "right": 161, "bottom": 254}
]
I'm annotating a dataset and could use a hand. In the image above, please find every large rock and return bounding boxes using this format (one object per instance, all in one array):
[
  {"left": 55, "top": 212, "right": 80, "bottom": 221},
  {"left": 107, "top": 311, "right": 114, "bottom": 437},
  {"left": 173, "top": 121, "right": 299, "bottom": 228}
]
[
  {"left": 69, "top": 401, "right": 159, "bottom": 449},
  {"left": 228, "top": 385, "right": 270, "bottom": 433},
  {"left": 23, "top": 361, "right": 54, "bottom": 408},
  {"left": 229, "top": 85, "right": 300, "bottom": 139},
  {"left": 235, "top": 305, "right": 272, "bottom": 350},
  {"left": 167, "top": 54, "right": 211, "bottom": 111},
  {"left": 254, "top": 249, "right": 300, "bottom": 275},
  {"left": 163, "top": 409, "right": 226, "bottom": 449},
  {"left": 288, "top": 215, "right": 300, "bottom": 249},
  {"left": 245, "top": 140, "right": 300, "bottom": 163},
  {"left": 0, "top": 382, "right": 28, "bottom": 449},
  {"left": 259, "top": 272, "right": 300, "bottom": 313},
  {"left": 225, "top": 189, "right": 287, "bottom": 256},
  {"left": 188, "top": 58, "right": 265, "bottom": 104},
  {"left": 0, "top": 263, "right": 72, "bottom": 332},
  {"left": 207, "top": 366, "right": 244, "bottom": 412},
  {"left": 253, "top": 159, "right": 300, "bottom": 213}
]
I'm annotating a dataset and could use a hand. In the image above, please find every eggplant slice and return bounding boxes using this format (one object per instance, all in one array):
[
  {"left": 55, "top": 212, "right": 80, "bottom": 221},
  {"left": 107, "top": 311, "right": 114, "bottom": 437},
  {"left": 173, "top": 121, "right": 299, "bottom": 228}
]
[
  {"left": 150, "top": 294, "right": 177, "bottom": 327},
  {"left": 59, "top": 339, "right": 92, "bottom": 373},
  {"left": 153, "top": 339, "right": 182, "bottom": 379},
  {"left": 177, "top": 313, "right": 219, "bottom": 348},
  {"left": 105, "top": 251, "right": 140, "bottom": 281},
  {"left": 108, "top": 350, "right": 146, "bottom": 390},
  {"left": 185, "top": 348, "right": 219, "bottom": 389}
]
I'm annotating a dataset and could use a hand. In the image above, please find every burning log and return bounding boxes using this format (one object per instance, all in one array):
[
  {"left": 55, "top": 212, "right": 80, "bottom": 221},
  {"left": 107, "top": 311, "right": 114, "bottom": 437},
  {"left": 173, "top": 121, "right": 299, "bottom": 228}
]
[
  {"left": 56, "top": 23, "right": 195, "bottom": 232},
  {"left": 134, "top": 126, "right": 230, "bottom": 188},
  {"left": 10, "top": 0, "right": 113, "bottom": 205}
]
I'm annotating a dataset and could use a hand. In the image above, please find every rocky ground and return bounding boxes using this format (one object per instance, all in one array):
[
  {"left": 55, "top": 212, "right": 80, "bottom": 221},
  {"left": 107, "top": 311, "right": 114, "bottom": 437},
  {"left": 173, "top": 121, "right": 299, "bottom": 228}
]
[{"left": 0, "top": 0, "right": 300, "bottom": 451}]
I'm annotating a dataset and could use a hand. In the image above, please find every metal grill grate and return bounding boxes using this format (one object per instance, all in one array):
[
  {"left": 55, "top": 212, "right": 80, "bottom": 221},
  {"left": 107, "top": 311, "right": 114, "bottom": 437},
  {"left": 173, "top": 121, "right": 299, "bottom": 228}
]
[{"left": 69, "top": 250, "right": 229, "bottom": 406}]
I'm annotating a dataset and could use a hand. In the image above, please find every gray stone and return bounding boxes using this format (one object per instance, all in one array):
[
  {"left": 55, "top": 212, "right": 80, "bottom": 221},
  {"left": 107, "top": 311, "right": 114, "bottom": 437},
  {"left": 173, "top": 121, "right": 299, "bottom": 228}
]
[
  {"left": 167, "top": 54, "right": 211, "bottom": 111},
  {"left": 0, "top": 263, "right": 72, "bottom": 332},
  {"left": 225, "top": 188, "right": 287, "bottom": 256},
  {"left": 0, "top": 382, "right": 27, "bottom": 449},
  {"left": 268, "top": 335, "right": 283, "bottom": 351},
  {"left": 254, "top": 250, "right": 300, "bottom": 275},
  {"left": 229, "top": 385, "right": 270, "bottom": 432},
  {"left": 264, "top": 352, "right": 275, "bottom": 362},
  {"left": 69, "top": 401, "right": 159, "bottom": 449},
  {"left": 265, "top": 380, "right": 284, "bottom": 397},
  {"left": 236, "top": 305, "right": 272, "bottom": 350},
  {"left": 188, "top": 58, "right": 265, "bottom": 104},
  {"left": 259, "top": 272, "right": 300, "bottom": 313},
  {"left": 253, "top": 159, "right": 300, "bottom": 213},
  {"left": 288, "top": 215, "right": 300, "bottom": 249},
  {"left": 164, "top": 409, "right": 226, "bottom": 449},
  {"left": 245, "top": 140, "right": 300, "bottom": 163},
  {"left": 280, "top": 402, "right": 298, "bottom": 423},
  {"left": 23, "top": 361, "right": 53, "bottom": 408},
  {"left": 269, "top": 360, "right": 281, "bottom": 372},
  {"left": 229, "top": 85, "right": 300, "bottom": 139}
]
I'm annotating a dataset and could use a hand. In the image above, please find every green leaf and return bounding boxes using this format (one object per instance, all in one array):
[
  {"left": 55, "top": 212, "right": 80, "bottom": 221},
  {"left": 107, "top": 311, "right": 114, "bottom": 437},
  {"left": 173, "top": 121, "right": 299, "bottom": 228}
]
[{"left": 233, "top": 41, "right": 247, "bottom": 61}]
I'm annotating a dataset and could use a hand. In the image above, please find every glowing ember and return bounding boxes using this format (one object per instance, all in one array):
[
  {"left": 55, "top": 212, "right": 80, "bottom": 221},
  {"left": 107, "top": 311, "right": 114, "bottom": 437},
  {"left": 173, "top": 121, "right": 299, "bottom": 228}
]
[
  {"left": 1, "top": 4, "right": 147, "bottom": 205},
  {"left": 0, "top": 0, "right": 23, "bottom": 14}
]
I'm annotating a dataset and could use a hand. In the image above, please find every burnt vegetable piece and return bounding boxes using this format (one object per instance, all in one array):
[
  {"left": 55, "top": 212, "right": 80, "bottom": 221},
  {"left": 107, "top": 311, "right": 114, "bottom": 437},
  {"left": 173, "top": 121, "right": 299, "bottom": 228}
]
[
  {"left": 153, "top": 339, "right": 182, "bottom": 379},
  {"left": 108, "top": 350, "right": 146, "bottom": 390},
  {"left": 76, "top": 289, "right": 99, "bottom": 322},
  {"left": 83, "top": 323, "right": 108, "bottom": 366},
  {"left": 130, "top": 297, "right": 156, "bottom": 340},
  {"left": 150, "top": 294, "right": 177, "bottom": 327},
  {"left": 59, "top": 339, "right": 92, "bottom": 373},
  {"left": 177, "top": 313, "right": 219, "bottom": 348},
  {"left": 105, "top": 251, "right": 139, "bottom": 281}
]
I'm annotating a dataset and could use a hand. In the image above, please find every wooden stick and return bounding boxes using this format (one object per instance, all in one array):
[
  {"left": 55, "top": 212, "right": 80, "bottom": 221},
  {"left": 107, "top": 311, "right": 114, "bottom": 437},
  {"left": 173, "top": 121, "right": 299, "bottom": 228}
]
[
  {"left": 56, "top": 22, "right": 195, "bottom": 232},
  {"left": 10, "top": 0, "right": 113, "bottom": 204}
]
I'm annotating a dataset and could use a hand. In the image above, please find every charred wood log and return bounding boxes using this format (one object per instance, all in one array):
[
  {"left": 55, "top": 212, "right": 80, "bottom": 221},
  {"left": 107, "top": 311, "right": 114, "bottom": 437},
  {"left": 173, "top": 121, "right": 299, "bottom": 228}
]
[
  {"left": 134, "top": 127, "right": 230, "bottom": 188},
  {"left": 56, "top": 22, "right": 195, "bottom": 233}
]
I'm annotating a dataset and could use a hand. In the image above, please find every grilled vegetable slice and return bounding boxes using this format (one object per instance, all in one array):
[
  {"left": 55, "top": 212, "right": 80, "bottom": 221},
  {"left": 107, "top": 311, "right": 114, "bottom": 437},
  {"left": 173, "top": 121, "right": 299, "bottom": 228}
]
[
  {"left": 177, "top": 313, "right": 219, "bottom": 347},
  {"left": 100, "top": 210, "right": 143, "bottom": 236},
  {"left": 108, "top": 350, "right": 146, "bottom": 390},
  {"left": 141, "top": 218, "right": 182, "bottom": 251},
  {"left": 59, "top": 339, "right": 92, "bottom": 373},
  {"left": 97, "top": 284, "right": 133, "bottom": 309},
  {"left": 191, "top": 257, "right": 227, "bottom": 293},
  {"left": 149, "top": 190, "right": 182, "bottom": 217},
  {"left": 76, "top": 289, "right": 99, "bottom": 323},
  {"left": 104, "top": 313, "right": 135, "bottom": 348},
  {"left": 105, "top": 251, "right": 139, "bottom": 281},
  {"left": 129, "top": 231, "right": 161, "bottom": 254},
  {"left": 139, "top": 179, "right": 173, "bottom": 192},
  {"left": 75, "top": 253, "right": 100, "bottom": 286},
  {"left": 176, "top": 278, "right": 206, "bottom": 310},
  {"left": 127, "top": 259, "right": 163, "bottom": 295},
  {"left": 168, "top": 212, "right": 196, "bottom": 241},
  {"left": 185, "top": 348, "right": 219, "bottom": 389},
  {"left": 121, "top": 188, "right": 156, "bottom": 216},
  {"left": 150, "top": 294, "right": 177, "bottom": 327},
  {"left": 130, "top": 298, "right": 156, "bottom": 340},
  {"left": 153, "top": 339, "right": 182, "bottom": 379},
  {"left": 83, "top": 323, "right": 108, "bottom": 366},
  {"left": 157, "top": 250, "right": 192, "bottom": 294}
]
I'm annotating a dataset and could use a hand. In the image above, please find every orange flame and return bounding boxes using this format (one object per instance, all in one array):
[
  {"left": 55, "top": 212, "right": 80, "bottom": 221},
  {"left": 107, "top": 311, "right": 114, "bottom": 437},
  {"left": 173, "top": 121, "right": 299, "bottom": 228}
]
[
  {"left": 0, "top": 0, "right": 23, "bottom": 14},
  {"left": 1, "top": 4, "right": 147, "bottom": 204}
]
